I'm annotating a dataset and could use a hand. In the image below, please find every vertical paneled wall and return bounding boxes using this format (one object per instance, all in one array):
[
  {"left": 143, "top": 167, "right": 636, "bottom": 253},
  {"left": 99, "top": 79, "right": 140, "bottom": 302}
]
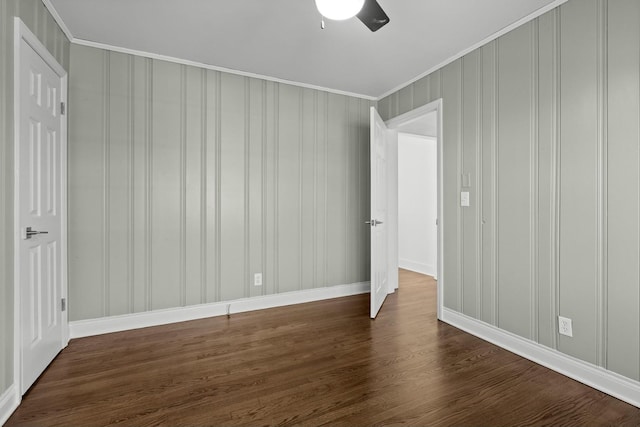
[
  {"left": 607, "top": 0, "right": 640, "bottom": 380},
  {"left": 379, "top": 0, "right": 640, "bottom": 382},
  {"left": 0, "top": 0, "right": 69, "bottom": 397},
  {"left": 68, "top": 44, "right": 372, "bottom": 322}
]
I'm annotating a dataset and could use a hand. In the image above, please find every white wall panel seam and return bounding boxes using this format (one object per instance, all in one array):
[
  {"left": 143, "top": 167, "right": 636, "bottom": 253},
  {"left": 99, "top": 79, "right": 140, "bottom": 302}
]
[
  {"left": 487, "top": 42, "right": 497, "bottom": 324},
  {"left": 551, "top": 7, "right": 561, "bottom": 350},
  {"left": 215, "top": 71, "right": 221, "bottom": 302},
  {"left": 145, "top": 59, "right": 153, "bottom": 311},
  {"left": 359, "top": 98, "right": 364, "bottom": 282},
  {"left": 358, "top": 99, "right": 364, "bottom": 282},
  {"left": 494, "top": 40, "right": 500, "bottom": 327},
  {"left": 356, "top": 99, "right": 369, "bottom": 279},
  {"left": 274, "top": 83, "right": 279, "bottom": 294},
  {"left": 344, "top": 96, "right": 349, "bottom": 285},
  {"left": 127, "top": 55, "right": 134, "bottom": 313},
  {"left": 103, "top": 50, "right": 110, "bottom": 317},
  {"left": 531, "top": 20, "right": 540, "bottom": 343},
  {"left": 0, "top": 0, "right": 7, "bottom": 392},
  {"left": 596, "top": 0, "right": 609, "bottom": 368},
  {"left": 637, "top": 0, "right": 640, "bottom": 379},
  {"left": 200, "top": 69, "right": 207, "bottom": 304},
  {"left": 477, "top": 48, "right": 483, "bottom": 320},
  {"left": 261, "top": 80, "right": 267, "bottom": 297},
  {"left": 459, "top": 58, "right": 464, "bottom": 312},
  {"left": 180, "top": 65, "right": 187, "bottom": 307},
  {"left": 324, "top": 94, "right": 329, "bottom": 287},
  {"left": 244, "top": 77, "right": 250, "bottom": 299},
  {"left": 313, "top": 91, "right": 318, "bottom": 288},
  {"left": 299, "top": 88, "right": 304, "bottom": 291}
]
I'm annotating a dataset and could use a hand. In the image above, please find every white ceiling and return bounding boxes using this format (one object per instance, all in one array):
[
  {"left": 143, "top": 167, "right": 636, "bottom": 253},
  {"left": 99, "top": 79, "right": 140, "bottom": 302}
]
[{"left": 48, "top": 0, "right": 559, "bottom": 99}]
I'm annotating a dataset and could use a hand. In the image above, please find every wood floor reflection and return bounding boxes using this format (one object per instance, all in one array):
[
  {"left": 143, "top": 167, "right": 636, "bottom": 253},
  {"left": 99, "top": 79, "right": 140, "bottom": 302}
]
[{"left": 7, "top": 269, "right": 640, "bottom": 426}]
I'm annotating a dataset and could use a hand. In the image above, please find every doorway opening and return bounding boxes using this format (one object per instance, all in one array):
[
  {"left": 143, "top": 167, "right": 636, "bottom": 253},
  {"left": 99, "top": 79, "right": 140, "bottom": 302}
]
[
  {"left": 385, "top": 100, "right": 443, "bottom": 319},
  {"left": 398, "top": 132, "right": 437, "bottom": 279}
]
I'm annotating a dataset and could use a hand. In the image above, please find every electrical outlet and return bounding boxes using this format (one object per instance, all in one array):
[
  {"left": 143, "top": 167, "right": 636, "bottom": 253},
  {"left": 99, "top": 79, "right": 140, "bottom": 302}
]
[
  {"left": 254, "top": 273, "right": 262, "bottom": 287},
  {"left": 558, "top": 316, "right": 573, "bottom": 337}
]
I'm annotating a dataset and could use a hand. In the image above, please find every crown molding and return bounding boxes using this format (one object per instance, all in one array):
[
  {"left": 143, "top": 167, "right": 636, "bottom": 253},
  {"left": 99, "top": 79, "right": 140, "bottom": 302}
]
[
  {"left": 71, "top": 38, "right": 377, "bottom": 101},
  {"left": 40, "top": 0, "right": 74, "bottom": 41},
  {"left": 42, "top": 0, "right": 568, "bottom": 101},
  {"left": 376, "top": 0, "right": 569, "bottom": 100}
]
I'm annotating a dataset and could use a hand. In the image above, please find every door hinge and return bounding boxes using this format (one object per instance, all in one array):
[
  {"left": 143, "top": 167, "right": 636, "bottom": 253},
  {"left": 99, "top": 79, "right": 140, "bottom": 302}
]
[
  {"left": 61, "top": 298, "right": 66, "bottom": 312},
  {"left": 60, "top": 101, "right": 65, "bottom": 115}
]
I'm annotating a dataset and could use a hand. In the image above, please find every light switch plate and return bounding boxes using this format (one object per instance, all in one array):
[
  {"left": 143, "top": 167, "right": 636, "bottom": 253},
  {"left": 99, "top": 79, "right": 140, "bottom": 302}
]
[{"left": 461, "top": 192, "right": 470, "bottom": 207}]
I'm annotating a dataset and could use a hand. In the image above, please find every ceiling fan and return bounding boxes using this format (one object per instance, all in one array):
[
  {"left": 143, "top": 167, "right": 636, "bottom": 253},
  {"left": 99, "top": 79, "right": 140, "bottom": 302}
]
[{"left": 315, "top": 0, "right": 390, "bottom": 32}]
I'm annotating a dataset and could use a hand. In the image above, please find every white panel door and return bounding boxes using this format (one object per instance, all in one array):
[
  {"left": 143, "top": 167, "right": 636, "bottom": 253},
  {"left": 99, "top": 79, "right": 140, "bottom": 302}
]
[
  {"left": 17, "top": 35, "right": 64, "bottom": 394},
  {"left": 369, "top": 107, "right": 389, "bottom": 319}
]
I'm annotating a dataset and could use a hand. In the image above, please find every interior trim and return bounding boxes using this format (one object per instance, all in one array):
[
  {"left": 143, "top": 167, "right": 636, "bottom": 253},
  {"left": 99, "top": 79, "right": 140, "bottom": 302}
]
[
  {"left": 0, "top": 384, "right": 19, "bottom": 426},
  {"left": 39, "top": 0, "right": 569, "bottom": 101},
  {"left": 385, "top": 99, "right": 444, "bottom": 320},
  {"left": 13, "top": 15, "right": 70, "bottom": 402},
  {"left": 441, "top": 307, "right": 640, "bottom": 409},
  {"left": 376, "top": 0, "right": 570, "bottom": 100},
  {"left": 69, "top": 281, "right": 371, "bottom": 339},
  {"left": 71, "top": 38, "right": 377, "bottom": 101},
  {"left": 40, "top": 0, "right": 376, "bottom": 100},
  {"left": 40, "top": 0, "right": 74, "bottom": 41}
]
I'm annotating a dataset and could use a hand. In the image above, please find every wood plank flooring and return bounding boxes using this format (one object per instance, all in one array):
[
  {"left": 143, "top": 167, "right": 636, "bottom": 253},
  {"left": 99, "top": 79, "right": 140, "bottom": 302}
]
[{"left": 7, "top": 269, "right": 640, "bottom": 426}]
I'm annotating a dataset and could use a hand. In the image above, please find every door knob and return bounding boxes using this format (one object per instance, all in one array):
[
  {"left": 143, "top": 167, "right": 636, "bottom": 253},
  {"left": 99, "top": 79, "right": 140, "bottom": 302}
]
[
  {"left": 22, "top": 226, "right": 48, "bottom": 240},
  {"left": 365, "top": 219, "right": 384, "bottom": 227}
]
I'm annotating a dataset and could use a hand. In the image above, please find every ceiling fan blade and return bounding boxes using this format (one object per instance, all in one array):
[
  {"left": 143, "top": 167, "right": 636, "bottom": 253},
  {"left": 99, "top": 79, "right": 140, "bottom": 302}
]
[{"left": 357, "top": 0, "right": 390, "bottom": 32}]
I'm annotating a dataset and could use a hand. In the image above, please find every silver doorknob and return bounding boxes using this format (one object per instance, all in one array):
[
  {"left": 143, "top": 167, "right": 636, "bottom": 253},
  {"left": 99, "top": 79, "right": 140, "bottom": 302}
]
[
  {"left": 365, "top": 219, "right": 384, "bottom": 227},
  {"left": 22, "top": 226, "right": 48, "bottom": 240}
]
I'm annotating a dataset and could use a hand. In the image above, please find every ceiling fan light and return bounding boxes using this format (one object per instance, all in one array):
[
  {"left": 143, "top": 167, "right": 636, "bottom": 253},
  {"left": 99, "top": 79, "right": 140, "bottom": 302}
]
[{"left": 315, "top": 0, "right": 365, "bottom": 21}]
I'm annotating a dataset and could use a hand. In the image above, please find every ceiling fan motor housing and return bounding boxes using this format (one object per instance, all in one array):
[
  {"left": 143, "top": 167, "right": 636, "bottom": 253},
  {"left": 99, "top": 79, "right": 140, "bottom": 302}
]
[{"left": 357, "top": 0, "right": 390, "bottom": 32}]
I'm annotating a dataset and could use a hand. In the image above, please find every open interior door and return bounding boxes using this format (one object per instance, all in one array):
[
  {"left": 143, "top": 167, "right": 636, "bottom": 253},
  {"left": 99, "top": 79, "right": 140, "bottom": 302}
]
[
  {"left": 16, "top": 19, "right": 66, "bottom": 394},
  {"left": 369, "top": 107, "right": 390, "bottom": 318}
]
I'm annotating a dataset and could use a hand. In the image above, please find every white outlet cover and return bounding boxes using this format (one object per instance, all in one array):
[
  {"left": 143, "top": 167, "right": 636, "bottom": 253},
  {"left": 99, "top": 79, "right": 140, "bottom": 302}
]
[{"left": 558, "top": 316, "right": 573, "bottom": 337}]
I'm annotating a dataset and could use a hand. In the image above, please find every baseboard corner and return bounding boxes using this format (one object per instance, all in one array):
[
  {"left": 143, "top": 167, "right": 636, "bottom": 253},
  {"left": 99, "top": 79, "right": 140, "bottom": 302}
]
[
  {"left": 0, "top": 384, "right": 20, "bottom": 426},
  {"left": 70, "top": 281, "right": 371, "bottom": 339},
  {"left": 441, "top": 307, "right": 640, "bottom": 408}
]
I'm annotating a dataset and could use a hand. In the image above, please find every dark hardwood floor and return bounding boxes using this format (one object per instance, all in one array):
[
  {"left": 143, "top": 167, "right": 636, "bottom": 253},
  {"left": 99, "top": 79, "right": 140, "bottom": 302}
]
[{"left": 7, "top": 269, "right": 640, "bottom": 426}]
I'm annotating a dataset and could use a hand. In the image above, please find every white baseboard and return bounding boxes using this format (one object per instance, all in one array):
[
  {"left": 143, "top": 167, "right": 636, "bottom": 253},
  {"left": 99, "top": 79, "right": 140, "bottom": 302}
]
[
  {"left": 399, "top": 258, "right": 435, "bottom": 277},
  {"left": 441, "top": 307, "right": 640, "bottom": 408},
  {"left": 70, "top": 282, "right": 370, "bottom": 339},
  {"left": 0, "top": 384, "right": 19, "bottom": 426}
]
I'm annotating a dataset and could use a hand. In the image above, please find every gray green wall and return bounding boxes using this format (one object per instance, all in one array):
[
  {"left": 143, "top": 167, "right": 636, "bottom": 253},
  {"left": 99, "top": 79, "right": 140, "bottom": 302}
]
[
  {"left": 68, "top": 44, "right": 372, "bottom": 321},
  {"left": 380, "top": 0, "right": 640, "bottom": 382},
  {"left": 0, "top": 0, "right": 69, "bottom": 399}
]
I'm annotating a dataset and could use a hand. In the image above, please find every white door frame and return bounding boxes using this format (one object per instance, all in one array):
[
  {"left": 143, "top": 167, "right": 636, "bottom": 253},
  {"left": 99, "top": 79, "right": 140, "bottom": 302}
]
[
  {"left": 13, "top": 17, "right": 69, "bottom": 397},
  {"left": 385, "top": 99, "right": 444, "bottom": 320}
]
